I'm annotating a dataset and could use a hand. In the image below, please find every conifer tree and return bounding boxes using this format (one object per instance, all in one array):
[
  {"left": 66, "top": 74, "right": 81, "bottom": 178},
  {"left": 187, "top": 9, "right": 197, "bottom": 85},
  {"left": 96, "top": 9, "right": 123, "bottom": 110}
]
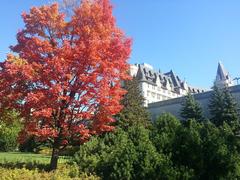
[
  {"left": 209, "top": 86, "right": 224, "bottom": 126},
  {"left": 180, "top": 93, "right": 203, "bottom": 121},
  {"left": 116, "top": 77, "right": 151, "bottom": 129},
  {"left": 209, "top": 86, "right": 239, "bottom": 128},
  {"left": 222, "top": 87, "right": 239, "bottom": 129}
]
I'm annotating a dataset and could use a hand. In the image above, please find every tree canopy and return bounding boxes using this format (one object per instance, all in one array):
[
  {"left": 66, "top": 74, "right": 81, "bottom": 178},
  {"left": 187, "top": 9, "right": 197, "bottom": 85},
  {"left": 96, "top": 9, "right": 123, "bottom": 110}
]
[
  {"left": 0, "top": 0, "right": 131, "bottom": 170},
  {"left": 180, "top": 93, "right": 203, "bottom": 122},
  {"left": 209, "top": 86, "right": 239, "bottom": 128},
  {"left": 116, "top": 77, "right": 151, "bottom": 129}
]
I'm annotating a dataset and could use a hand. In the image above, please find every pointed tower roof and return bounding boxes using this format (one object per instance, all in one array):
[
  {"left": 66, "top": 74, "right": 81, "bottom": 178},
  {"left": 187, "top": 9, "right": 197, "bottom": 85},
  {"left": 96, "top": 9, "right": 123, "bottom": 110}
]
[
  {"left": 214, "top": 61, "right": 234, "bottom": 88},
  {"left": 216, "top": 61, "right": 230, "bottom": 81}
]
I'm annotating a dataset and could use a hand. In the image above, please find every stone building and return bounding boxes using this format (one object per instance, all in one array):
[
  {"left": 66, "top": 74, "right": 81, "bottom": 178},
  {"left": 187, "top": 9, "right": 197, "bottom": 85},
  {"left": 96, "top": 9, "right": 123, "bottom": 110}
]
[
  {"left": 148, "top": 62, "right": 239, "bottom": 120},
  {"left": 130, "top": 63, "right": 204, "bottom": 106}
]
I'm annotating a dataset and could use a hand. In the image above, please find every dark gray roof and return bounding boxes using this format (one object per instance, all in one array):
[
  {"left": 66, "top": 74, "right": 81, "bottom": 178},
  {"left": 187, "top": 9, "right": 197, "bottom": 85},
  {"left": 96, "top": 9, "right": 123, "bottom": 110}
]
[
  {"left": 164, "top": 70, "right": 181, "bottom": 88},
  {"left": 135, "top": 64, "right": 204, "bottom": 94}
]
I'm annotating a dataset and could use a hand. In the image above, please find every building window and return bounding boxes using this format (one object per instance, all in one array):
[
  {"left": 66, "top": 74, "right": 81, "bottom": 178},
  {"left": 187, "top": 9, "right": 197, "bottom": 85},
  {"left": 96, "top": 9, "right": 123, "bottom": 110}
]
[
  {"left": 151, "top": 92, "right": 155, "bottom": 98},
  {"left": 147, "top": 91, "right": 150, "bottom": 96}
]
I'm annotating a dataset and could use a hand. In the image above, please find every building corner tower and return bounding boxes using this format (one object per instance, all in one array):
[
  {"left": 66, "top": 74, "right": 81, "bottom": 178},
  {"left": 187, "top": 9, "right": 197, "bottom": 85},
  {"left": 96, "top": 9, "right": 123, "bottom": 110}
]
[{"left": 214, "top": 62, "right": 234, "bottom": 88}]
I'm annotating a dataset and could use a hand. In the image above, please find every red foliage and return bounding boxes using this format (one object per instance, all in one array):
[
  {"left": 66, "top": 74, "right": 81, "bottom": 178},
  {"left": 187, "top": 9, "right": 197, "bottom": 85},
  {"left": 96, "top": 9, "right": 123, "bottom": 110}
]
[{"left": 0, "top": 0, "right": 131, "bottom": 147}]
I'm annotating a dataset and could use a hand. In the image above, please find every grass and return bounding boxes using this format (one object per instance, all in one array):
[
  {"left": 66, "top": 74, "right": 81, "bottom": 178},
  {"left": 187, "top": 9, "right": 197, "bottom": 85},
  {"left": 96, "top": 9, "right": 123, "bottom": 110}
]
[{"left": 0, "top": 152, "right": 70, "bottom": 165}]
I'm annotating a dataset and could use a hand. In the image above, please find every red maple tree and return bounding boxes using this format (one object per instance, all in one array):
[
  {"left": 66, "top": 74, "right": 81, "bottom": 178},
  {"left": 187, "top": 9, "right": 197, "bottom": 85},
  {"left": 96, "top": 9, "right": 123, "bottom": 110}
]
[{"left": 0, "top": 0, "right": 131, "bottom": 170}]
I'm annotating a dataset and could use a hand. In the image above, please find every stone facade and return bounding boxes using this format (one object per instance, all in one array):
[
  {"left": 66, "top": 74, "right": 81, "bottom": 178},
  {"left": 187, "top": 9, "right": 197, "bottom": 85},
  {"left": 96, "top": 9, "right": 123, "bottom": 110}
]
[
  {"left": 147, "top": 62, "right": 238, "bottom": 120},
  {"left": 148, "top": 84, "right": 240, "bottom": 120}
]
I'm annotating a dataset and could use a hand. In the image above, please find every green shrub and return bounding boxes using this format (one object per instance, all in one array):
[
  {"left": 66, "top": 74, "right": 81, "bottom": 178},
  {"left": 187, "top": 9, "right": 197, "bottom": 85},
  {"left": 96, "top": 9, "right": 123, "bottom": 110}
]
[
  {"left": 0, "top": 119, "right": 22, "bottom": 152},
  {"left": 19, "top": 136, "right": 40, "bottom": 152},
  {"left": 74, "top": 129, "right": 137, "bottom": 179},
  {"left": 126, "top": 125, "right": 177, "bottom": 180},
  {"left": 171, "top": 120, "right": 240, "bottom": 179},
  {"left": 97, "top": 129, "right": 137, "bottom": 180},
  {"left": 151, "top": 113, "right": 181, "bottom": 153},
  {"left": 74, "top": 126, "right": 177, "bottom": 180},
  {"left": 0, "top": 165, "right": 100, "bottom": 180},
  {"left": 0, "top": 109, "right": 22, "bottom": 152}
]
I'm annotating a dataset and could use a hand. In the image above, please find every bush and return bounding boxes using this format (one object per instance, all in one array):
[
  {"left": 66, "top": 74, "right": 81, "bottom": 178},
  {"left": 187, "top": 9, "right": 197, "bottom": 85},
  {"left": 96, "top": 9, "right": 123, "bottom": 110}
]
[
  {"left": 0, "top": 119, "right": 22, "bottom": 152},
  {"left": 126, "top": 125, "right": 177, "bottom": 180},
  {"left": 151, "top": 113, "right": 180, "bottom": 153},
  {"left": 74, "top": 129, "right": 132, "bottom": 176},
  {"left": 74, "top": 126, "right": 177, "bottom": 180},
  {"left": 172, "top": 119, "right": 203, "bottom": 176},
  {"left": 0, "top": 164, "right": 100, "bottom": 180},
  {"left": 97, "top": 129, "right": 137, "bottom": 179},
  {"left": 171, "top": 119, "right": 240, "bottom": 179},
  {"left": 73, "top": 113, "right": 240, "bottom": 179},
  {"left": 19, "top": 136, "right": 40, "bottom": 153}
]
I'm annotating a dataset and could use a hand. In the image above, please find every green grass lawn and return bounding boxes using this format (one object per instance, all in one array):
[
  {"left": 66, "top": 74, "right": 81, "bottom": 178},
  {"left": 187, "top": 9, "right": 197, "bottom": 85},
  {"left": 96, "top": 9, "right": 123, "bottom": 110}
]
[{"left": 0, "top": 152, "right": 70, "bottom": 165}]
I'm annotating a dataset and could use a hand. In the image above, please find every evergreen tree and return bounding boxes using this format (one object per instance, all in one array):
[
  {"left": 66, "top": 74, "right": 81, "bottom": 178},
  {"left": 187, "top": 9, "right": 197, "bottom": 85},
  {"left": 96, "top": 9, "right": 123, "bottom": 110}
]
[
  {"left": 116, "top": 77, "right": 151, "bottom": 129},
  {"left": 180, "top": 93, "right": 204, "bottom": 121},
  {"left": 209, "top": 85, "right": 224, "bottom": 126},
  {"left": 152, "top": 113, "right": 180, "bottom": 154},
  {"left": 172, "top": 119, "right": 203, "bottom": 177},
  {"left": 222, "top": 87, "right": 239, "bottom": 129},
  {"left": 209, "top": 85, "right": 239, "bottom": 128},
  {"left": 74, "top": 126, "right": 177, "bottom": 180}
]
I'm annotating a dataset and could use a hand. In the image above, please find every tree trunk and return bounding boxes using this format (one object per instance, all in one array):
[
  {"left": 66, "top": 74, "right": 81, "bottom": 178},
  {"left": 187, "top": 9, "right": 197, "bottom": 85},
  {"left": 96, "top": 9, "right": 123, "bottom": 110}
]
[{"left": 49, "top": 146, "right": 59, "bottom": 171}]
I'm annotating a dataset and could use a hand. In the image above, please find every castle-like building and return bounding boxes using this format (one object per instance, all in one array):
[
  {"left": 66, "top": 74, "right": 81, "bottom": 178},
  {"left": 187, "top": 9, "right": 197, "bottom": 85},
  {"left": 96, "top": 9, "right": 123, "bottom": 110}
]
[
  {"left": 130, "top": 63, "right": 205, "bottom": 106},
  {"left": 145, "top": 62, "right": 239, "bottom": 120}
]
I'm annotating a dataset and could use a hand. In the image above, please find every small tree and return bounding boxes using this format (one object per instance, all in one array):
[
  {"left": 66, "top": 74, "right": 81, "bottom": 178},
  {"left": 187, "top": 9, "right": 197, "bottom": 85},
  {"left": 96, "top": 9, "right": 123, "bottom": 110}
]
[
  {"left": 222, "top": 87, "right": 239, "bottom": 130},
  {"left": 116, "top": 77, "right": 151, "bottom": 129},
  {"left": 0, "top": 109, "right": 22, "bottom": 152},
  {"left": 209, "top": 86, "right": 239, "bottom": 128},
  {"left": 209, "top": 86, "right": 225, "bottom": 126},
  {"left": 180, "top": 93, "right": 203, "bottom": 121},
  {"left": 0, "top": 0, "right": 131, "bottom": 170}
]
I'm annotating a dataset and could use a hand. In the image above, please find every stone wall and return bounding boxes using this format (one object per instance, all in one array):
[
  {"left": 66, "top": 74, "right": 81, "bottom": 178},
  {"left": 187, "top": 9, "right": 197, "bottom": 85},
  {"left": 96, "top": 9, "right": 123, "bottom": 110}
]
[{"left": 148, "top": 85, "right": 240, "bottom": 120}]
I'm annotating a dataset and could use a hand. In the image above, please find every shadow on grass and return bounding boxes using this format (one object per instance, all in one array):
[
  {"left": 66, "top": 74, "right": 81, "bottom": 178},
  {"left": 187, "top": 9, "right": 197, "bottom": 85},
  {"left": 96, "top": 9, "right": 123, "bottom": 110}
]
[{"left": 0, "top": 161, "right": 49, "bottom": 171}]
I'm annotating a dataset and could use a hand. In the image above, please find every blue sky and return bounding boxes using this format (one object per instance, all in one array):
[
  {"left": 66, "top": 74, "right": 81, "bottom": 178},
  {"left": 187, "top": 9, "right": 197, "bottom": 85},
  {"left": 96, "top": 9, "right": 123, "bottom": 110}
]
[{"left": 1, "top": 0, "right": 240, "bottom": 88}]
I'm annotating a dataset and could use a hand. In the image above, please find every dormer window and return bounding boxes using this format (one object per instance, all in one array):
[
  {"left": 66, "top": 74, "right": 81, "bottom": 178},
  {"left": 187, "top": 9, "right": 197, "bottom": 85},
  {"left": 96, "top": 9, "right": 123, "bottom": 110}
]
[{"left": 149, "top": 71, "right": 152, "bottom": 76}]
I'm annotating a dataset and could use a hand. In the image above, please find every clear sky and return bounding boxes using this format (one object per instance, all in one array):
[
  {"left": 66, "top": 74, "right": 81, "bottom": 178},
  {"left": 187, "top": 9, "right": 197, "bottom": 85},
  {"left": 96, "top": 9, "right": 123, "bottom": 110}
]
[{"left": 1, "top": 0, "right": 240, "bottom": 88}]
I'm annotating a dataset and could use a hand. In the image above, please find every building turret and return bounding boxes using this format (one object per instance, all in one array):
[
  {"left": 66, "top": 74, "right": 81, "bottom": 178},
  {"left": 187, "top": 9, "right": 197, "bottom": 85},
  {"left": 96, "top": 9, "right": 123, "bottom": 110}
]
[{"left": 214, "top": 62, "right": 234, "bottom": 88}]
